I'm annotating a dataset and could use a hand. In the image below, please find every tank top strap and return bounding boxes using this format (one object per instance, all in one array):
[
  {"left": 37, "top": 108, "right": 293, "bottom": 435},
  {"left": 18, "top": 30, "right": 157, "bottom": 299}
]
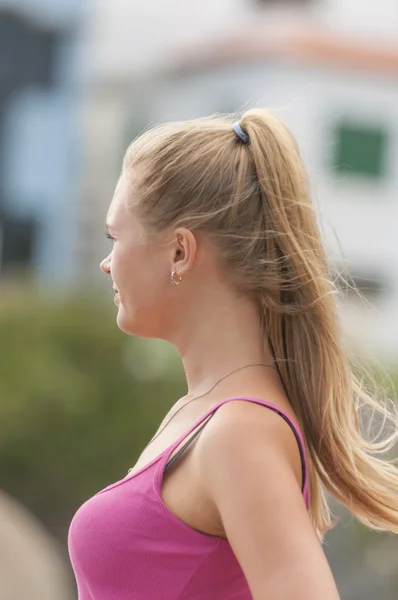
[
  {"left": 154, "top": 396, "right": 310, "bottom": 507},
  {"left": 154, "top": 399, "right": 229, "bottom": 479},
  {"left": 163, "top": 412, "right": 216, "bottom": 475}
]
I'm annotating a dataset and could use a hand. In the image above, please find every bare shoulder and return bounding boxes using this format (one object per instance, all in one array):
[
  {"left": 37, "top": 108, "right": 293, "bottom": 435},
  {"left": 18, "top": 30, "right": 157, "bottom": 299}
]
[
  {"left": 198, "top": 398, "right": 305, "bottom": 491},
  {"left": 196, "top": 399, "right": 340, "bottom": 600}
]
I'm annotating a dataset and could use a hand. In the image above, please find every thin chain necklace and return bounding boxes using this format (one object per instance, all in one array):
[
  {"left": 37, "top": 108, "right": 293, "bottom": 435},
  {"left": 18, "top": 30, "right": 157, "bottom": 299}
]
[{"left": 147, "top": 362, "right": 275, "bottom": 446}]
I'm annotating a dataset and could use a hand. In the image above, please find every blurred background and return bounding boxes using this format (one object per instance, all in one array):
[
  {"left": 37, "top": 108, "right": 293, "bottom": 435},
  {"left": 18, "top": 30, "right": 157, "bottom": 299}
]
[{"left": 0, "top": 0, "right": 398, "bottom": 598}]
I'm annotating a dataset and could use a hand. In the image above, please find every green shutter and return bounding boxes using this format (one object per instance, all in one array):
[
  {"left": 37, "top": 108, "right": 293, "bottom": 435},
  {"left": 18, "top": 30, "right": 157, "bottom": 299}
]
[{"left": 332, "top": 121, "right": 388, "bottom": 179}]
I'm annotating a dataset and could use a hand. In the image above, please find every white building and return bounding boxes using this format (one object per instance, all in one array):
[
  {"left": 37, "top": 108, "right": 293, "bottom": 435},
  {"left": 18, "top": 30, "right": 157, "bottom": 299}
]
[{"left": 79, "top": 1, "right": 398, "bottom": 359}]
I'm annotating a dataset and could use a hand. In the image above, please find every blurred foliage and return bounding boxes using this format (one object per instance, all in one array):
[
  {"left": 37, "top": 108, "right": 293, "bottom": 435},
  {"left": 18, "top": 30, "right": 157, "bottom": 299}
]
[{"left": 0, "top": 286, "right": 185, "bottom": 539}]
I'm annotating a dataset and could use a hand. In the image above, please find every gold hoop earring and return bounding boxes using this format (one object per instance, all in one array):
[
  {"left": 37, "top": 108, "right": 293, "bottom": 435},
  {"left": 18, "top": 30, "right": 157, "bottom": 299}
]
[{"left": 171, "top": 271, "right": 182, "bottom": 286}]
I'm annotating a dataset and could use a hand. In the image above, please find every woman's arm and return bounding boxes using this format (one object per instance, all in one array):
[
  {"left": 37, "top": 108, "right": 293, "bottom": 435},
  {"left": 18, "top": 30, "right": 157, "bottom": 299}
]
[{"left": 200, "top": 401, "right": 341, "bottom": 600}]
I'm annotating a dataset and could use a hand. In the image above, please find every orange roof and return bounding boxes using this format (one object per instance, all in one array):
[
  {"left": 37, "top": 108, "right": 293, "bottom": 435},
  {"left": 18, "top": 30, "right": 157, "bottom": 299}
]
[{"left": 169, "top": 25, "right": 398, "bottom": 78}]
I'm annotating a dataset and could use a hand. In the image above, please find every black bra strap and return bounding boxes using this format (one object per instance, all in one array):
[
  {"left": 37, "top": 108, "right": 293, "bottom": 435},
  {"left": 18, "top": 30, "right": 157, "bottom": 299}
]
[
  {"left": 164, "top": 413, "right": 216, "bottom": 474},
  {"left": 274, "top": 410, "right": 306, "bottom": 493}
]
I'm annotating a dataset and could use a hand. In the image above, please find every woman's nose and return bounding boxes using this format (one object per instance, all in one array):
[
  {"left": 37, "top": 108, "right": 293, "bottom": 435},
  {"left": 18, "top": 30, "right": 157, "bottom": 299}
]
[{"left": 100, "top": 254, "right": 111, "bottom": 275}]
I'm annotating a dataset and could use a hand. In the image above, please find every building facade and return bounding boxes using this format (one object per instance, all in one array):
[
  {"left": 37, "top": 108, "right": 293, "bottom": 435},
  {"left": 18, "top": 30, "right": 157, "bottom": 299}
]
[{"left": 0, "top": 0, "right": 82, "bottom": 286}]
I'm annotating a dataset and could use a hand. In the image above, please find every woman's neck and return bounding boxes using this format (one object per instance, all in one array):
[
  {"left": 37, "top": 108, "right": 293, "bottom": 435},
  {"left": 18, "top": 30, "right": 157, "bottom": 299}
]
[{"left": 170, "top": 290, "right": 274, "bottom": 396}]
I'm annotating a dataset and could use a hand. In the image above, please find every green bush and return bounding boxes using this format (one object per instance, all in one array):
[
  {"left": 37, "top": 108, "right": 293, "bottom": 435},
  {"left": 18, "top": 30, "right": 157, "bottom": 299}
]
[{"left": 0, "top": 287, "right": 185, "bottom": 539}]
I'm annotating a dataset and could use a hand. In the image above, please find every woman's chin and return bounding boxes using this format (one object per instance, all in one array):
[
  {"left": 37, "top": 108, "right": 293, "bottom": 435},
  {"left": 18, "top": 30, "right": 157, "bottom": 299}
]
[
  {"left": 116, "top": 304, "right": 138, "bottom": 336},
  {"left": 115, "top": 305, "right": 162, "bottom": 339},
  {"left": 115, "top": 303, "right": 128, "bottom": 328}
]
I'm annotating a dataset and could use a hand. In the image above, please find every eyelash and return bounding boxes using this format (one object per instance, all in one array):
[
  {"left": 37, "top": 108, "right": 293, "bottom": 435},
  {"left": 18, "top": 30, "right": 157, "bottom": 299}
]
[{"left": 105, "top": 231, "right": 115, "bottom": 241}]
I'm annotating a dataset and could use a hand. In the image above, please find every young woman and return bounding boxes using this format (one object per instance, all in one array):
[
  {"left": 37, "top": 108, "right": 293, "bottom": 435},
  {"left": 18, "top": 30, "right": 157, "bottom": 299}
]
[{"left": 68, "top": 110, "right": 398, "bottom": 599}]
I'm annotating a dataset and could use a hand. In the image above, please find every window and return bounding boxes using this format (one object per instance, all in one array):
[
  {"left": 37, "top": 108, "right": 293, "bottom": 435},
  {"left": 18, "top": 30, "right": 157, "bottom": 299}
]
[
  {"left": 332, "top": 121, "right": 389, "bottom": 179},
  {"left": 350, "top": 272, "right": 388, "bottom": 300},
  {"left": 0, "top": 213, "right": 37, "bottom": 274},
  {"left": 334, "top": 269, "right": 389, "bottom": 302},
  {"left": 253, "top": 0, "right": 311, "bottom": 4}
]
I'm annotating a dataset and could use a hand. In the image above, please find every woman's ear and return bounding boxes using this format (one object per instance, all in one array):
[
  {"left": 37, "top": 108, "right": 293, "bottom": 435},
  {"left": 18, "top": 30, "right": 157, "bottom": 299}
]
[{"left": 170, "top": 228, "right": 197, "bottom": 280}]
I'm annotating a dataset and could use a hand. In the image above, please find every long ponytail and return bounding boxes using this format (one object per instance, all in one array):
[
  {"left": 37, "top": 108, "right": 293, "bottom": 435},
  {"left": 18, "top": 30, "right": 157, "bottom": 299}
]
[{"left": 241, "top": 109, "right": 398, "bottom": 535}]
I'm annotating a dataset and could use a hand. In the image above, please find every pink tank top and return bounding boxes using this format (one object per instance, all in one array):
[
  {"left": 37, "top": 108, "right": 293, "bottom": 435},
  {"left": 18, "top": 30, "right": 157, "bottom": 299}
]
[{"left": 68, "top": 397, "right": 310, "bottom": 599}]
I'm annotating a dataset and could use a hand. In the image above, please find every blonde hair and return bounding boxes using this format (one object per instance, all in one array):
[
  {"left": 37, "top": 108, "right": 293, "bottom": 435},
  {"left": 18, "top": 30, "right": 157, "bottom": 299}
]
[{"left": 123, "top": 109, "right": 398, "bottom": 536}]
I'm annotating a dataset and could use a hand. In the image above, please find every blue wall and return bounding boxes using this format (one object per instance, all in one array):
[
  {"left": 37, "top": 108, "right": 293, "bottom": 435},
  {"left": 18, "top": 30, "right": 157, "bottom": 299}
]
[{"left": 0, "top": 1, "right": 82, "bottom": 286}]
